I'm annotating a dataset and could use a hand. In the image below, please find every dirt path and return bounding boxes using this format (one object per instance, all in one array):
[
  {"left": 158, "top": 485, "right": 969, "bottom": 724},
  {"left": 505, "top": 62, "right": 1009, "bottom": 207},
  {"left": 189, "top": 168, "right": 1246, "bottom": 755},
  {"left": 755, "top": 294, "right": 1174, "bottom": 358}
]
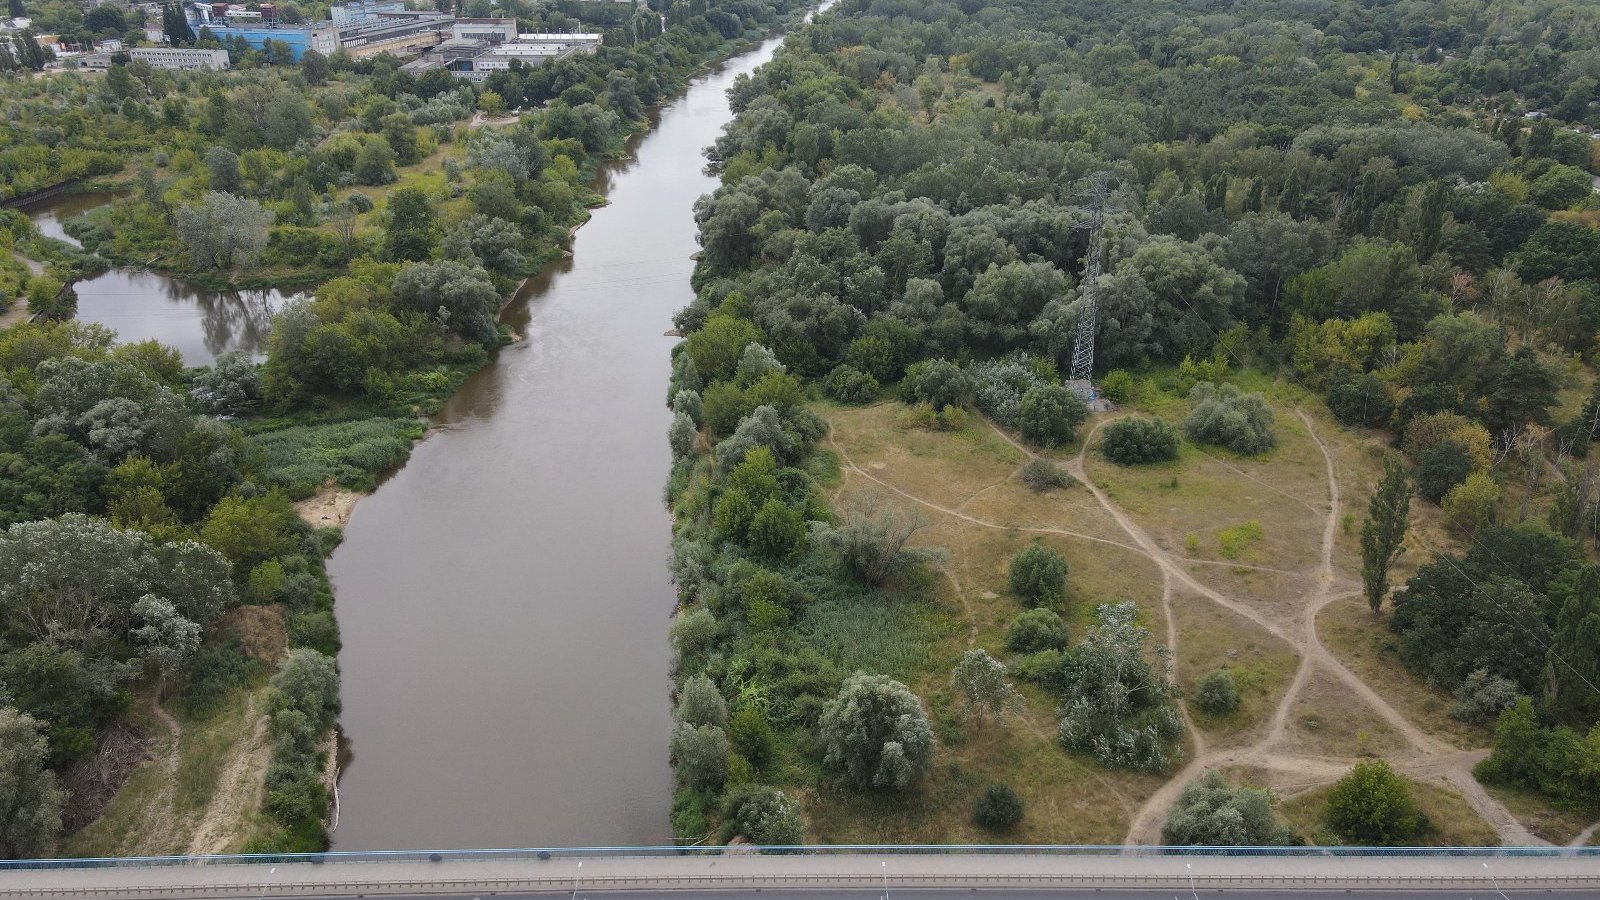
[
  {"left": 12, "top": 250, "right": 44, "bottom": 277},
  {"left": 828, "top": 405, "right": 1544, "bottom": 847},
  {"left": 825, "top": 426, "right": 1144, "bottom": 555},
  {"left": 0, "top": 303, "right": 31, "bottom": 331},
  {"left": 132, "top": 702, "right": 184, "bottom": 856},
  {"left": 1119, "top": 410, "right": 1530, "bottom": 845},
  {"left": 935, "top": 563, "right": 979, "bottom": 647},
  {"left": 1571, "top": 819, "right": 1600, "bottom": 847},
  {"left": 467, "top": 110, "right": 522, "bottom": 129},
  {"left": 185, "top": 693, "right": 272, "bottom": 855}
]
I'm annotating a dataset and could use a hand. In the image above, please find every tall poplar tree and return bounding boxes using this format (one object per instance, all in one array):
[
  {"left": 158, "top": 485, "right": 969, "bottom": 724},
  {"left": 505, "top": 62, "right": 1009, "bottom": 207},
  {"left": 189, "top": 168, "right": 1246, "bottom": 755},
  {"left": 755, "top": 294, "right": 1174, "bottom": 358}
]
[{"left": 1362, "top": 458, "right": 1411, "bottom": 613}]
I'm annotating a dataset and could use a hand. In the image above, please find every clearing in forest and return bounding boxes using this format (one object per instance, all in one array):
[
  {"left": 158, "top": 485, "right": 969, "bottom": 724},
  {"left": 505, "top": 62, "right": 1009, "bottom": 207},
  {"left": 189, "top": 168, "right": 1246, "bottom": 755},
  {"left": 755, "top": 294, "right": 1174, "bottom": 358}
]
[{"left": 820, "top": 383, "right": 1546, "bottom": 846}]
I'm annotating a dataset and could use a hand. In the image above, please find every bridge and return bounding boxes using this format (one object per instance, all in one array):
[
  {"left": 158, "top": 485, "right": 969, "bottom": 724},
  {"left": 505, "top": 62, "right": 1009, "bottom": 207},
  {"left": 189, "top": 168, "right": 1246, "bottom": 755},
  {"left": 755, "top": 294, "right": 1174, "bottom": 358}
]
[{"left": 3, "top": 846, "right": 1598, "bottom": 898}]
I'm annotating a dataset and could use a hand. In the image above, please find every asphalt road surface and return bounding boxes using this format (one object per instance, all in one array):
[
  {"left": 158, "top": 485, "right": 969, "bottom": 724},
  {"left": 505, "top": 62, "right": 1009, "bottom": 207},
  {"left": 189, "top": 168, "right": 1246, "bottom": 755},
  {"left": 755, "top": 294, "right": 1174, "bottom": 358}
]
[{"left": 356, "top": 883, "right": 1593, "bottom": 890}]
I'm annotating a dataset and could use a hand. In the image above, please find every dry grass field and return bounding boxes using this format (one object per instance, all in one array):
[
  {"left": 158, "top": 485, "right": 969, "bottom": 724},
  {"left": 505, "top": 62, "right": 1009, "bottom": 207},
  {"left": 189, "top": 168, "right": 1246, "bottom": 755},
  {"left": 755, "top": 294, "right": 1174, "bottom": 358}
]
[{"left": 811, "top": 372, "right": 1572, "bottom": 847}]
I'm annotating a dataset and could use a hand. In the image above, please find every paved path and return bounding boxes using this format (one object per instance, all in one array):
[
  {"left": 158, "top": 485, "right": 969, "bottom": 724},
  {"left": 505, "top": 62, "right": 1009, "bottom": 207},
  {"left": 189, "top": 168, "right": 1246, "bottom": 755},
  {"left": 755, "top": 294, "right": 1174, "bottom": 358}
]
[{"left": 3, "top": 851, "right": 1598, "bottom": 898}]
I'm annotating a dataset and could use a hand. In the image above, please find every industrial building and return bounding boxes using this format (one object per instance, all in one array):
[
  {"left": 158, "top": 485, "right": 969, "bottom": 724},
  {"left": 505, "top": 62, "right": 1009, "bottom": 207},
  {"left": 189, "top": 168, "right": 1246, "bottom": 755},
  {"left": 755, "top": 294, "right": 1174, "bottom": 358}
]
[
  {"left": 183, "top": 2, "right": 518, "bottom": 62},
  {"left": 187, "top": 2, "right": 338, "bottom": 59},
  {"left": 331, "top": 0, "right": 406, "bottom": 26},
  {"left": 399, "top": 31, "right": 601, "bottom": 82},
  {"left": 77, "top": 46, "right": 231, "bottom": 69}
]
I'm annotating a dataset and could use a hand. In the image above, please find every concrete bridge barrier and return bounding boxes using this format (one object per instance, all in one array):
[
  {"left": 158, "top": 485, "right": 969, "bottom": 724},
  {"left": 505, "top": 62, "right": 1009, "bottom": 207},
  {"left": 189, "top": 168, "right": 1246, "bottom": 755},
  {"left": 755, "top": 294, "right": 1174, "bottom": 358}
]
[{"left": 3, "top": 846, "right": 1599, "bottom": 898}]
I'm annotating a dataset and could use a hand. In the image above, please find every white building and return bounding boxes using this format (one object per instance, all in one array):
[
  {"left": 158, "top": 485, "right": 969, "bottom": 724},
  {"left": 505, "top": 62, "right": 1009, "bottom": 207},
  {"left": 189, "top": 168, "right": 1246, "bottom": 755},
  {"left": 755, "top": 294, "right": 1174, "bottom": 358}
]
[
  {"left": 516, "top": 32, "right": 602, "bottom": 45},
  {"left": 331, "top": 0, "right": 405, "bottom": 25},
  {"left": 451, "top": 18, "right": 516, "bottom": 43},
  {"left": 135, "top": 46, "right": 229, "bottom": 68},
  {"left": 444, "top": 34, "right": 600, "bottom": 82},
  {"left": 78, "top": 46, "right": 230, "bottom": 69}
]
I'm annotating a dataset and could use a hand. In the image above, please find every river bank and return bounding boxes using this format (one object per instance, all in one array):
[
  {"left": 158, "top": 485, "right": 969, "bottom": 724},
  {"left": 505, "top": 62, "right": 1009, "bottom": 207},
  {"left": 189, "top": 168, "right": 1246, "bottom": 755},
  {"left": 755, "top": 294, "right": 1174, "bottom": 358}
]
[
  {"left": 325, "top": 19, "right": 822, "bottom": 849},
  {"left": 279, "top": 8, "right": 824, "bottom": 543}
]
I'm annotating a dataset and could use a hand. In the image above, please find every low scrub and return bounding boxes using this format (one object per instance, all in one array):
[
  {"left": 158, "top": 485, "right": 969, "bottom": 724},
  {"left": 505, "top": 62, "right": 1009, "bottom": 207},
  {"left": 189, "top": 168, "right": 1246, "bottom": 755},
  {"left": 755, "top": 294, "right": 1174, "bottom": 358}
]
[
  {"left": 1183, "top": 382, "right": 1274, "bottom": 455},
  {"left": 1020, "top": 458, "right": 1072, "bottom": 492},
  {"left": 1101, "top": 416, "right": 1180, "bottom": 464},
  {"left": 248, "top": 417, "right": 424, "bottom": 498}
]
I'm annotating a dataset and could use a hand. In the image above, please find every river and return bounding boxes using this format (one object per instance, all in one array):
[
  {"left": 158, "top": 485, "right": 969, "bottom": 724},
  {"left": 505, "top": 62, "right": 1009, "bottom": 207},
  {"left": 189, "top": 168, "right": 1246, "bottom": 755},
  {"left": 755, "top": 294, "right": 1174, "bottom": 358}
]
[
  {"left": 325, "top": 25, "right": 805, "bottom": 850},
  {"left": 18, "top": 191, "right": 298, "bottom": 366}
]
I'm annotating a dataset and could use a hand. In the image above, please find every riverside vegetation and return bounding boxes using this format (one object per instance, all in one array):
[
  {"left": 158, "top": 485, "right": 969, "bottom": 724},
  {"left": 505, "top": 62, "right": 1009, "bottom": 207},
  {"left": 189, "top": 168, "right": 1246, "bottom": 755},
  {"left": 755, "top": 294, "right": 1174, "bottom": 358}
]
[
  {"left": 0, "top": 0, "right": 802, "bottom": 858},
  {"left": 662, "top": 0, "right": 1600, "bottom": 847}
]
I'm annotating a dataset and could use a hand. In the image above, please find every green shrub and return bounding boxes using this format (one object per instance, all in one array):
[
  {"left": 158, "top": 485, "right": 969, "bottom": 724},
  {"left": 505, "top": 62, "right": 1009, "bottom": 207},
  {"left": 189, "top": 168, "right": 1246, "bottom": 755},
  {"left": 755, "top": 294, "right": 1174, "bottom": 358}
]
[
  {"left": 1008, "top": 542, "right": 1068, "bottom": 606},
  {"left": 670, "top": 788, "right": 713, "bottom": 844},
  {"left": 1474, "top": 697, "right": 1600, "bottom": 805},
  {"left": 1016, "top": 384, "right": 1088, "bottom": 447},
  {"left": 1005, "top": 608, "right": 1069, "bottom": 654},
  {"left": 285, "top": 609, "right": 340, "bottom": 655},
  {"left": 1450, "top": 669, "right": 1522, "bottom": 724},
  {"left": 938, "top": 405, "right": 969, "bottom": 430},
  {"left": 1324, "top": 761, "right": 1428, "bottom": 845},
  {"left": 669, "top": 607, "right": 718, "bottom": 667},
  {"left": 818, "top": 674, "right": 934, "bottom": 791},
  {"left": 1217, "top": 521, "right": 1263, "bottom": 559},
  {"left": 719, "top": 784, "right": 804, "bottom": 845},
  {"left": 1416, "top": 439, "right": 1472, "bottom": 503},
  {"left": 670, "top": 722, "right": 730, "bottom": 792},
  {"left": 1327, "top": 374, "right": 1393, "bottom": 428},
  {"left": 1010, "top": 649, "right": 1072, "bottom": 692},
  {"left": 823, "top": 365, "right": 879, "bottom": 403},
  {"left": 1019, "top": 458, "right": 1071, "bottom": 492},
  {"left": 1442, "top": 472, "right": 1497, "bottom": 535},
  {"left": 1183, "top": 382, "right": 1274, "bottom": 455},
  {"left": 677, "top": 673, "right": 729, "bottom": 728},
  {"left": 1101, "top": 416, "right": 1180, "bottom": 464},
  {"left": 1099, "top": 369, "right": 1135, "bottom": 403},
  {"left": 246, "top": 560, "right": 285, "bottom": 604},
  {"left": 728, "top": 704, "right": 775, "bottom": 765},
  {"left": 700, "top": 380, "right": 750, "bottom": 437},
  {"left": 182, "top": 637, "right": 262, "bottom": 714},
  {"left": 898, "top": 358, "right": 971, "bottom": 411},
  {"left": 1193, "top": 668, "right": 1240, "bottom": 715},
  {"left": 973, "top": 783, "right": 1024, "bottom": 831},
  {"left": 1162, "top": 771, "right": 1296, "bottom": 845}
]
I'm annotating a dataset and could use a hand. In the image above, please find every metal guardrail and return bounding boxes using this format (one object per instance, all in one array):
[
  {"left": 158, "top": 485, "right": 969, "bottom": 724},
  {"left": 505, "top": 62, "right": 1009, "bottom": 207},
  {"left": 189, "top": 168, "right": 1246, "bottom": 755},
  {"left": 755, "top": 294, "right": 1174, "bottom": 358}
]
[
  {"left": 5, "top": 843, "right": 1599, "bottom": 871},
  {"left": 8, "top": 869, "right": 1600, "bottom": 898}
]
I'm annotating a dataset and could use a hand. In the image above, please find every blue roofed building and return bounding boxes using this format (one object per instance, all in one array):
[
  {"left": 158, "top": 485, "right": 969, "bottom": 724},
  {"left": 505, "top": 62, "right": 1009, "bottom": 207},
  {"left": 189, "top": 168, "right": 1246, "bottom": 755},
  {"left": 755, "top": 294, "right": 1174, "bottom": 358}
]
[{"left": 197, "top": 22, "right": 338, "bottom": 59}]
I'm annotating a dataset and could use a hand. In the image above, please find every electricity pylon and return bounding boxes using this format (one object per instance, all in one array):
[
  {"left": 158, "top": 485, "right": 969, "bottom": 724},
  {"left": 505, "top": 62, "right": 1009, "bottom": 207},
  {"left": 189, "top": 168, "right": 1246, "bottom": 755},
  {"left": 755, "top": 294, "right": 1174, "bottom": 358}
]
[{"left": 1069, "top": 173, "right": 1117, "bottom": 388}]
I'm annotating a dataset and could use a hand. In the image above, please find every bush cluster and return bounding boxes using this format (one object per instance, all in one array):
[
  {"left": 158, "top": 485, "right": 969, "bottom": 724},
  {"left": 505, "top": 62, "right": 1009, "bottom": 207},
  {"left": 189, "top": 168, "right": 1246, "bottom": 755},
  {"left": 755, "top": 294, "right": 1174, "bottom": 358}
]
[
  {"left": 973, "top": 783, "right": 1024, "bottom": 831},
  {"left": 1324, "top": 761, "right": 1428, "bottom": 845},
  {"left": 1101, "top": 416, "right": 1180, "bottom": 464},
  {"left": 823, "top": 365, "right": 879, "bottom": 403},
  {"left": 1005, "top": 608, "right": 1069, "bottom": 654},
  {"left": 1192, "top": 668, "right": 1240, "bottom": 715},
  {"left": 261, "top": 649, "right": 341, "bottom": 852},
  {"left": 1008, "top": 542, "right": 1069, "bottom": 606},
  {"left": 1183, "top": 383, "right": 1275, "bottom": 455},
  {"left": 1020, "top": 458, "right": 1072, "bottom": 492}
]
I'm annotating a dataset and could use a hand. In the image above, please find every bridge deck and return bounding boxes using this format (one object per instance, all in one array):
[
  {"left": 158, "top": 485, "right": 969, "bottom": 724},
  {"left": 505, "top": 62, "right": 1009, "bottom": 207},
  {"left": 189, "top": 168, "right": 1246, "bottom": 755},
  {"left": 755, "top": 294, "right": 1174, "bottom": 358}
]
[{"left": 3, "top": 851, "right": 1598, "bottom": 897}]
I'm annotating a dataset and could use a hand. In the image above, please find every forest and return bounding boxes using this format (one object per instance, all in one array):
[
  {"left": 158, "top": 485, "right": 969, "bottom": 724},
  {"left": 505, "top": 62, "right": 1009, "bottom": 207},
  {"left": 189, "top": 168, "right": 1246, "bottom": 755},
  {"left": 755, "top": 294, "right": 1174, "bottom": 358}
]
[
  {"left": 0, "top": 0, "right": 798, "bottom": 858},
  {"left": 663, "top": 0, "right": 1600, "bottom": 846}
]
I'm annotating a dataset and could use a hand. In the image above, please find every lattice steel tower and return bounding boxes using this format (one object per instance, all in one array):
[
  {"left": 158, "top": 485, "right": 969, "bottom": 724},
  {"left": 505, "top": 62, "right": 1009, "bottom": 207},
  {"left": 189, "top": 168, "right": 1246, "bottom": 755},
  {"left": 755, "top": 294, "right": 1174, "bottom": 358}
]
[{"left": 1069, "top": 173, "right": 1115, "bottom": 387}]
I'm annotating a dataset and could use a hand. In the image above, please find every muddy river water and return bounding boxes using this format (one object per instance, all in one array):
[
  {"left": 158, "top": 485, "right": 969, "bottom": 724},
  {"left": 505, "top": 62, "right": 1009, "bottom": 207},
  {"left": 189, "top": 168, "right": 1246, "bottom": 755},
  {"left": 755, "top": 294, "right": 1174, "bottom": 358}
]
[{"left": 325, "top": 26, "right": 807, "bottom": 850}]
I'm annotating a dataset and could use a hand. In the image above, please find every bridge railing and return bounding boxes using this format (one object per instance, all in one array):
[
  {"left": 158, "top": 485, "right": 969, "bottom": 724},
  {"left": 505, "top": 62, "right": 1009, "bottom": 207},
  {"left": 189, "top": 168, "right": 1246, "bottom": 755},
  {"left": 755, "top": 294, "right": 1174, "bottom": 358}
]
[{"left": 4, "top": 843, "right": 1598, "bottom": 871}]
